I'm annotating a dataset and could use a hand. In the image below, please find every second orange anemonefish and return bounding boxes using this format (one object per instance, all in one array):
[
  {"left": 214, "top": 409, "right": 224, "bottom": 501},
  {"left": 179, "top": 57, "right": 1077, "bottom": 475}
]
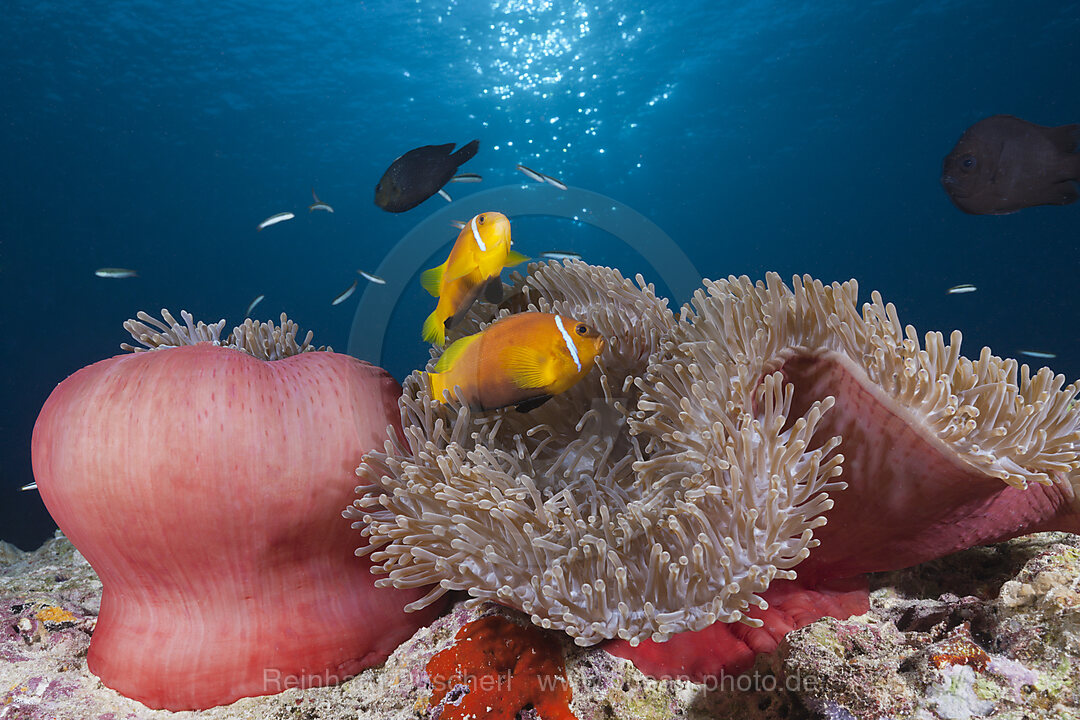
[{"left": 426, "top": 311, "right": 605, "bottom": 412}]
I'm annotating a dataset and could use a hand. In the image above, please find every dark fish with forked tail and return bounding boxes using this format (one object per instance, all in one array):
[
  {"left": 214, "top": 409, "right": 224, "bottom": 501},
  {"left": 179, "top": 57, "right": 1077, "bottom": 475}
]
[
  {"left": 941, "top": 115, "right": 1080, "bottom": 215},
  {"left": 375, "top": 140, "right": 480, "bottom": 213}
]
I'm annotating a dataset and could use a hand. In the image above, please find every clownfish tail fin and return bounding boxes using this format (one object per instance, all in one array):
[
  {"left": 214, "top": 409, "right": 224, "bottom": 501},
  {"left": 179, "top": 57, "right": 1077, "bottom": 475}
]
[{"left": 422, "top": 310, "right": 446, "bottom": 346}]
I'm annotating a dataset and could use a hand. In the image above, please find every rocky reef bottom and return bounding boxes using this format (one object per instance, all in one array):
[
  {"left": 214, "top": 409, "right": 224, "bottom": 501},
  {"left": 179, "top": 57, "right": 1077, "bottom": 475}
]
[{"left": 1, "top": 531, "right": 1077, "bottom": 720}]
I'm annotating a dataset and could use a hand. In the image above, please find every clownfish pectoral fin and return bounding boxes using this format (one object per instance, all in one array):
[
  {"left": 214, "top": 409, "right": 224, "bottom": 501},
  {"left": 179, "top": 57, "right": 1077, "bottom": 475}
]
[
  {"left": 505, "top": 250, "right": 530, "bottom": 267},
  {"left": 422, "top": 310, "right": 447, "bottom": 346},
  {"left": 443, "top": 255, "right": 480, "bottom": 284},
  {"left": 420, "top": 262, "right": 446, "bottom": 297},
  {"left": 434, "top": 333, "right": 479, "bottom": 373},
  {"left": 515, "top": 395, "right": 552, "bottom": 413},
  {"left": 501, "top": 346, "right": 553, "bottom": 389},
  {"left": 483, "top": 277, "right": 504, "bottom": 303}
]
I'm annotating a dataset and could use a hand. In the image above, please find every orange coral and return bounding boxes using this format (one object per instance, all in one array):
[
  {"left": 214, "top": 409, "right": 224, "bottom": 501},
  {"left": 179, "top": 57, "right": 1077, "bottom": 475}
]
[
  {"left": 35, "top": 606, "right": 77, "bottom": 625},
  {"left": 426, "top": 615, "right": 577, "bottom": 720}
]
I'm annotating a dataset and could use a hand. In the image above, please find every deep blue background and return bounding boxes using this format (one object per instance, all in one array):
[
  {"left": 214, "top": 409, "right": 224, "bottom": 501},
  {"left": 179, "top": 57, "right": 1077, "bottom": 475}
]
[{"left": 3, "top": 0, "right": 1078, "bottom": 550}]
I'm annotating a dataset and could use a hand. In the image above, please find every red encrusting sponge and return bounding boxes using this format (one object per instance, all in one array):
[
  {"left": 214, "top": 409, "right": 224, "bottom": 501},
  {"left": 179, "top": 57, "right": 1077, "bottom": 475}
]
[{"left": 426, "top": 614, "right": 578, "bottom": 720}]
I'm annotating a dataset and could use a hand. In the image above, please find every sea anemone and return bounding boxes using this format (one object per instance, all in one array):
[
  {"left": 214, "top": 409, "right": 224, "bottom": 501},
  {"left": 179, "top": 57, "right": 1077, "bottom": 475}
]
[
  {"left": 641, "top": 274, "right": 1080, "bottom": 582},
  {"left": 31, "top": 311, "right": 442, "bottom": 711},
  {"left": 350, "top": 262, "right": 1080, "bottom": 678}
]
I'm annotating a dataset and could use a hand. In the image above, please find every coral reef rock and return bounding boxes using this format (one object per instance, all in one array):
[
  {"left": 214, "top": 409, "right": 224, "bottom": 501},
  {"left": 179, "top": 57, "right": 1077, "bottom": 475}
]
[
  {"left": 785, "top": 531, "right": 1080, "bottom": 719},
  {"left": 3, "top": 530, "right": 1078, "bottom": 719}
]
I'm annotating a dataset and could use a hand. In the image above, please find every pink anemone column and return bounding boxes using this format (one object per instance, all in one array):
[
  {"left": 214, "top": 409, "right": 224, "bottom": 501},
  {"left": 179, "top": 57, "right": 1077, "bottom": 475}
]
[{"left": 32, "top": 343, "right": 442, "bottom": 711}]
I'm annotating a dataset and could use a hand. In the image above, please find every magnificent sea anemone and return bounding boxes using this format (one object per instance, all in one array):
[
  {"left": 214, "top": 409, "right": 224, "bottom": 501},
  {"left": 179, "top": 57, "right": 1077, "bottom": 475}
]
[
  {"left": 349, "top": 261, "right": 1080, "bottom": 680},
  {"left": 31, "top": 311, "right": 442, "bottom": 711}
]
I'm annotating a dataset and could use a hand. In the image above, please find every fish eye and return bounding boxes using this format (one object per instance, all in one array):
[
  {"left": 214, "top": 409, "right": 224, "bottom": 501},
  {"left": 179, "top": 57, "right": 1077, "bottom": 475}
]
[
  {"left": 961, "top": 155, "right": 976, "bottom": 170},
  {"left": 575, "top": 323, "right": 588, "bottom": 335},
  {"left": 477, "top": 214, "right": 485, "bottom": 224}
]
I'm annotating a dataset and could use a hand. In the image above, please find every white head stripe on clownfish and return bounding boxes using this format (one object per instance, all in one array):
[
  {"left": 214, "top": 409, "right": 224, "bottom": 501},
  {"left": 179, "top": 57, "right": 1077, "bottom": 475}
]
[
  {"left": 554, "top": 315, "right": 581, "bottom": 372},
  {"left": 471, "top": 215, "right": 487, "bottom": 251}
]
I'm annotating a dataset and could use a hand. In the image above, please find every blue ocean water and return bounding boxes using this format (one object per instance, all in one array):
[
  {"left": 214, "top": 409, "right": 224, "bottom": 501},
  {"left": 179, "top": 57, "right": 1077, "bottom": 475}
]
[{"left": 2, "top": 0, "right": 1078, "bottom": 551}]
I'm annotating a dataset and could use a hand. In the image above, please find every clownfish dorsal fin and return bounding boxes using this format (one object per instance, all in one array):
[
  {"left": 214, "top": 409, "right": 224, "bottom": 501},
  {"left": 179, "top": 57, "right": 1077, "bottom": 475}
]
[
  {"left": 501, "top": 345, "right": 553, "bottom": 389},
  {"left": 420, "top": 261, "right": 447, "bottom": 297},
  {"left": 434, "top": 333, "right": 479, "bottom": 373}
]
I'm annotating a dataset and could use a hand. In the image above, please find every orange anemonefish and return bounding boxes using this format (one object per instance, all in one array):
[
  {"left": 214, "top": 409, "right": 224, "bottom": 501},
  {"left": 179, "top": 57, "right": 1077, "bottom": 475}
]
[
  {"left": 420, "top": 212, "right": 529, "bottom": 347},
  {"left": 426, "top": 311, "right": 605, "bottom": 412}
]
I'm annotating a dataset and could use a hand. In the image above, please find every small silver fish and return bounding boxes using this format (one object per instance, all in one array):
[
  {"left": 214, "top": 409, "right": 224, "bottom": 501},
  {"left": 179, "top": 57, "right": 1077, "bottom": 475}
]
[
  {"left": 20, "top": 482, "right": 37, "bottom": 491},
  {"left": 516, "top": 163, "right": 567, "bottom": 190},
  {"left": 541, "top": 251, "right": 582, "bottom": 261},
  {"left": 516, "top": 164, "right": 546, "bottom": 183},
  {"left": 95, "top": 267, "right": 138, "bottom": 278},
  {"left": 308, "top": 188, "right": 334, "bottom": 213},
  {"left": 450, "top": 220, "right": 467, "bottom": 229},
  {"left": 257, "top": 212, "right": 295, "bottom": 231},
  {"left": 437, "top": 188, "right": 452, "bottom": 202},
  {"left": 542, "top": 174, "right": 568, "bottom": 191},
  {"left": 358, "top": 270, "right": 386, "bottom": 285},
  {"left": 1020, "top": 350, "right": 1057, "bottom": 359},
  {"left": 450, "top": 173, "right": 483, "bottom": 183},
  {"left": 244, "top": 294, "right": 266, "bottom": 317},
  {"left": 947, "top": 284, "right": 977, "bottom": 294},
  {"left": 332, "top": 278, "right": 359, "bottom": 305}
]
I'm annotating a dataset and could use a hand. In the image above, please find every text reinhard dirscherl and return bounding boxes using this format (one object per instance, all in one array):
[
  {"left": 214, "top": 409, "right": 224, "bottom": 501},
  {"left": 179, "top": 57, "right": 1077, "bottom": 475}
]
[{"left": 262, "top": 667, "right": 820, "bottom": 695}]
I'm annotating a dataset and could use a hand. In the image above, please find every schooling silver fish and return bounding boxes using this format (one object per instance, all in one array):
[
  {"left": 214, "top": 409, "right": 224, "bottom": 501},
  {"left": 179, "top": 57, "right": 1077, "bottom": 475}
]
[
  {"left": 541, "top": 174, "right": 568, "bottom": 191},
  {"left": 516, "top": 164, "right": 567, "bottom": 190},
  {"left": 308, "top": 189, "right": 334, "bottom": 213},
  {"left": 516, "top": 164, "right": 546, "bottom": 183},
  {"left": 946, "top": 284, "right": 977, "bottom": 294},
  {"left": 244, "top": 294, "right": 266, "bottom": 317},
  {"left": 95, "top": 267, "right": 138, "bottom": 278},
  {"left": 332, "top": 278, "right": 359, "bottom": 305},
  {"left": 541, "top": 251, "right": 582, "bottom": 261},
  {"left": 258, "top": 212, "right": 295, "bottom": 231},
  {"left": 358, "top": 270, "right": 386, "bottom": 285}
]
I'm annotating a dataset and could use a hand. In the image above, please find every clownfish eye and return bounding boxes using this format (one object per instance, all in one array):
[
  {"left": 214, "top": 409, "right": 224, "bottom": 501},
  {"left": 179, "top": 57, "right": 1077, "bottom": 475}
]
[
  {"left": 575, "top": 323, "right": 588, "bottom": 335},
  {"left": 477, "top": 214, "right": 485, "bottom": 224}
]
